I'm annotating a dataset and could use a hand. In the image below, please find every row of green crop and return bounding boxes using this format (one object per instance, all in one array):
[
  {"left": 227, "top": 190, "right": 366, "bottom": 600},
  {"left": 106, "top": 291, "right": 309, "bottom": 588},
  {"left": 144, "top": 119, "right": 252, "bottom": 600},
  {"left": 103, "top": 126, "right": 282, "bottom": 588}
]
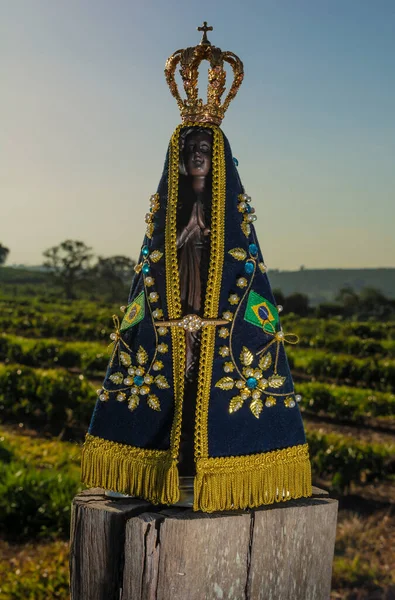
[
  {"left": 307, "top": 429, "right": 394, "bottom": 494},
  {"left": 1, "top": 363, "right": 394, "bottom": 441},
  {"left": 0, "top": 334, "right": 109, "bottom": 374},
  {"left": 0, "top": 430, "right": 81, "bottom": 539},
  {"left": 0, "top": 295, "right": 117, "bottom": 318},
  {"left": 0, "top": 297, "right": 117, "bottom": 341},
  {"left": 295, "top": 333, "right": 395, "bottom": 358},
  {"left": 281, "top": 316, "right": 395, "bottom": 341},
  {"left": 0, "top": 314, "right": 112, "bottom": 342},
  {"left": 0, "top": 426, "right": 393, "bottom": 540},
  {"left": 296, "top": 381, "right": 395, "bottom": 421},
  {"left": 0, "top": 364, "right": 96, "bottom": 436},
  {"left": 288, "top": 348, "right": 395, "bottom": 391}
]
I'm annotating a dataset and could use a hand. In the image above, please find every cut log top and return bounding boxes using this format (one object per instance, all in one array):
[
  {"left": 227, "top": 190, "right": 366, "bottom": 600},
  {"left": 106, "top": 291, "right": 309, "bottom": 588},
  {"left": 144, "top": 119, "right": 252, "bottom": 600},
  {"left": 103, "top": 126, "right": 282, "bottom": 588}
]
[{"left": 70, "top": 487, "right": 338, "bottom": 600}]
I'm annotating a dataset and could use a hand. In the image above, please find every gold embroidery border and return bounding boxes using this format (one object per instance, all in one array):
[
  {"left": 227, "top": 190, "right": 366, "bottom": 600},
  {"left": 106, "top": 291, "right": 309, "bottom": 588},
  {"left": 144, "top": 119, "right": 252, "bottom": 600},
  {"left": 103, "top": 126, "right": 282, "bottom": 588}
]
[
  {"left": 194, "top": 125, "right": 226, "bottom": 460},
  {"left": 165, "top": 123, "right": 226, "bottom": 462},
  {"left": 194, "top": 442, "right": 312, "bottom": 512}
]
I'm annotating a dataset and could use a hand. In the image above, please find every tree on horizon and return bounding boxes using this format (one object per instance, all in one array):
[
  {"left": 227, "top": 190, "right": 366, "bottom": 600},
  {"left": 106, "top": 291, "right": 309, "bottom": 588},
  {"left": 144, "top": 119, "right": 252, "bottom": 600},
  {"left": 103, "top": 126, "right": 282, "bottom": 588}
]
[
  {"left": 43, "top": 240, "right": 94, "bottom": 300},
  {"left": 0, "top": 243, "right": 9, "bottom": 266}
]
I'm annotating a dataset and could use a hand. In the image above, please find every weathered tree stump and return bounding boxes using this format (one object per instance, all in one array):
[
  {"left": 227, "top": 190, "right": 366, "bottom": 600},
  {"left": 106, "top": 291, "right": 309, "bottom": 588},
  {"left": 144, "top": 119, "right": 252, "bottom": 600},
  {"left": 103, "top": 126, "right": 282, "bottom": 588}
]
[{"left": 70, "top": 487, "right": 338, "bottom": 600}]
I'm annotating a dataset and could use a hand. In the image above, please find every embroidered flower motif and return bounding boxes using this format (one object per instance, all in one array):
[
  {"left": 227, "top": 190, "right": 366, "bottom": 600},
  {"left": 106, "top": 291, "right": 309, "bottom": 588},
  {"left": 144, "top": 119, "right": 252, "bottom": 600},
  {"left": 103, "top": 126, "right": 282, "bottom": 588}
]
[
  {"left": 106, "top": 344, "right": 170, "bottom": 412},
  {"left": 284, "top": 397, "right": 296, "bottom": 408},
  {"left": 149, "top": 292, "right": 159, "bottom": 303},
  {"left": 216, "top": 343, "right": 289, "bottom": 419},
  {"left": 229, "top": 294, "right": 240, "bottom": 305},
  {"left": 145, "top": 276, "right": 155, "bottom": 287},
  {"left": 222, "top": 311, "right": 233, "bottom": 321},
  {"left": 158, "top": 326, "right": 168, "bottom": 336},
  {"left": 218, "top": 327, "right": 229, "bottom": 338},
  {"left": 152, "top": 308, "right": 164, "bottom": 319},
  {"left": 97, "top": 390, "right": 109, "bottom": 402},
  {"left": 265, "top": 396, "right": 277, "bottom": 407},
  {"left": 219, "top": 346, "right": 230, "bottom": 357},
  {"left": 236, "top": 277, "right": 248, "bottom": 288}
]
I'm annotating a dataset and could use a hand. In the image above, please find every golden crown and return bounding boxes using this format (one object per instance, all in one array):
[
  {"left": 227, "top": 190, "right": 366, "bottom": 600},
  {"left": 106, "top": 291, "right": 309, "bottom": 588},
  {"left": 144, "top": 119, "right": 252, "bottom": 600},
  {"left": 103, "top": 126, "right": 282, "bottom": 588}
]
[{"left": 165, "top": 22, "right": 244, "bottom": 126}]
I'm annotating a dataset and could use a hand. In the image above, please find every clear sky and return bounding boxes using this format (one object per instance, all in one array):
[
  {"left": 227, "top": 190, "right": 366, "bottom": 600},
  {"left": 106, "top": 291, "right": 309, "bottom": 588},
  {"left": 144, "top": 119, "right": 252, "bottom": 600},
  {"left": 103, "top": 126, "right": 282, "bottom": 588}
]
[{"left": 2, "top": 0, "right": 395, "bottom": 270}]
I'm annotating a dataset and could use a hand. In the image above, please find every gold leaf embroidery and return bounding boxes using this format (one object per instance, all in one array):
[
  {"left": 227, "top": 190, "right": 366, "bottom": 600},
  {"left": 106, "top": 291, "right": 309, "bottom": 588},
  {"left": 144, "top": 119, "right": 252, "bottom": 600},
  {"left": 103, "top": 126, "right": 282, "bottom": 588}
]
[
  {"left": 109, "top": 372, "right": 124, "bottom": 384},
  {"left": 229, "top": 396, "right": 244, "bottom": 413},
  {"left": 150, "top": 250, "right": 164, "bottom": 263},
  {"left": 120, "top": 352, "right": 131, "bottom": 367},
  {"left": 136, "top": 346, "right": 148, "bottom": 365},
  {"left": 215, "top": 377, "right": 235, "bottom": 391},
  {"left": 128, "top": 394, "right": 140, "bottom": 411},
  {"left": 146, "top": 221, "right": 155, "bottom": 239},
  {"left": 147, "top": 394, "right": 161, "bottom": 411},
  {"left": 250, "top": 398, "right": 263, "bottom": 418},
  {"left": 258, "top": 262, "right": 267, "bottom": 274},
  {"left": 258, "top": 352, "right": 272, "bottom": 371},
  {"left": 228, "top": 248, "right": 247, "bottom": 261},
  {"left": 155, "top": 375, "right": 170, "bottom": 389},
  {"left": 241, "top": 222, "right": 251, "bottom": 238},
  {"left": 268, "top": 374, "right": 286, "bottom": 388},
  {"left": 240, "top": 346, "right": 254, "bottom": 366}
]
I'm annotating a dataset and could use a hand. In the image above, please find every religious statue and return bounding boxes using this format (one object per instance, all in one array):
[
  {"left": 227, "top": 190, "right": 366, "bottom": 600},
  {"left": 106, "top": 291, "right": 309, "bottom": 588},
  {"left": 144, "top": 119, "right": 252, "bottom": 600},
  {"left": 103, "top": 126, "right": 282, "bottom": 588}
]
[{"left": 81, "top": 23, "right": 312, "bottom": 511}]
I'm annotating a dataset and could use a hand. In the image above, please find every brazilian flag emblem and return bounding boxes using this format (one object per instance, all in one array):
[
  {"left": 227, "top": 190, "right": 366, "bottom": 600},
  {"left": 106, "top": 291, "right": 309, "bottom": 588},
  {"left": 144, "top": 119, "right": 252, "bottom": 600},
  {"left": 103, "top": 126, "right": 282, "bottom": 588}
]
[
  {"left": 244, "top": 290, "right": 279, "bottom": 334},
  {"left": 120, "top": 291, "right": 145, "bottom": 332}
]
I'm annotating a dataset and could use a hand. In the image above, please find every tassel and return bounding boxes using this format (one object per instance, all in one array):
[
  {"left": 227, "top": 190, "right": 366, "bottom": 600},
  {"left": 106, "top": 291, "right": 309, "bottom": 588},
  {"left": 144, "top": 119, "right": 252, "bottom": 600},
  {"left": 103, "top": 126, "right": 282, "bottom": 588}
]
[
  {"left": 81, "top": 434, "right": 180, "bottom": 505},
  {"left": 194, "top": 443, "right": 312, "bottom": 512}
]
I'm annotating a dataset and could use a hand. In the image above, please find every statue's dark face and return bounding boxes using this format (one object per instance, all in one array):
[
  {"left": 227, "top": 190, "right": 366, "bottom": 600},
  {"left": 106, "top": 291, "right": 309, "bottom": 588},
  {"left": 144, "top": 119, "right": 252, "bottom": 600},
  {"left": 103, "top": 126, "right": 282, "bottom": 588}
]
[{"left": 184, "top": 132, "right": 212, "bottom": 178}]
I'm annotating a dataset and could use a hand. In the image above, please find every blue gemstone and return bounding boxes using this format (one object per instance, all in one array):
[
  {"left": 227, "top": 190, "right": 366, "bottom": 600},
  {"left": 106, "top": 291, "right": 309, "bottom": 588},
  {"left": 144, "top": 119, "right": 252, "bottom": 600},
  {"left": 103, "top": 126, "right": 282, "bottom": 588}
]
[
  {"left": 233, "top": 157, "right": 239, "bottom": 167},
  {"left": 142, "top": 263, "right": 150, "bottom": 275},
  {"left": 258, "top": 306, "right": 269, "bottom": 320},
  {"left": 249, "top": 243, "right": 258, "bottom": 256},
  {"left": 142, "top": 245, "right": 149, "bottom": 257},
  {"left": 244, "top": 261, "right": 254, "bottom": 275},
  {"left": 245, "top": 204, "right": 252, "bottom": 214},
  {"left": 246, "top": 377, "right": 258, "bottom": 389},
  {"left": 134, "top": 375, "right": 144, "bottom": 386}
]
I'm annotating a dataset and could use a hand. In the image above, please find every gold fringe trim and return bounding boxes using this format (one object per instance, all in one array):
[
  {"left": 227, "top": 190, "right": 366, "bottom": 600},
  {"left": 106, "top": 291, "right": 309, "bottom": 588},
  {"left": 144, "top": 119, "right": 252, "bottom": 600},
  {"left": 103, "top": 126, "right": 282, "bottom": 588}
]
[
  {"left": 81, "top": 434, "right": 179, "bottom": 505},
  {"left": 194, "top": 443, "right": 312, "bottom": 512}
]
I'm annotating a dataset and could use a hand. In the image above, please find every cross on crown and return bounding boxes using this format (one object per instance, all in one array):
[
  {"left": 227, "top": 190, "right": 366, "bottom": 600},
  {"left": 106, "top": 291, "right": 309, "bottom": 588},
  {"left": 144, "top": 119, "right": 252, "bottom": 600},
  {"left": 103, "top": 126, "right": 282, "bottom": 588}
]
[{"left": 197, "top": 21, "right": 213, "bottom": 45}]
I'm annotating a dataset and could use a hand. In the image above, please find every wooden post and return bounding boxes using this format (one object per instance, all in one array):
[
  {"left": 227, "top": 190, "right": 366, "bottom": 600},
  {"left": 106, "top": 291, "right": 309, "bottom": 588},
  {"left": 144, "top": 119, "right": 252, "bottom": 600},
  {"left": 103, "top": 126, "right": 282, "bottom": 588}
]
[{"left": 70, "top": 487, "right": 338, "bottom": 600}]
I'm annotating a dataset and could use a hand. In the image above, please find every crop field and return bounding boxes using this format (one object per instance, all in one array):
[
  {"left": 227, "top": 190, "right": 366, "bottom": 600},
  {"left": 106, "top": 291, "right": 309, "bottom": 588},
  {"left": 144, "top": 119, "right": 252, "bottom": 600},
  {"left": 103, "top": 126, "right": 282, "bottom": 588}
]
[{"left": 0, "top": 293, "right": 394, "bottom": 599}]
